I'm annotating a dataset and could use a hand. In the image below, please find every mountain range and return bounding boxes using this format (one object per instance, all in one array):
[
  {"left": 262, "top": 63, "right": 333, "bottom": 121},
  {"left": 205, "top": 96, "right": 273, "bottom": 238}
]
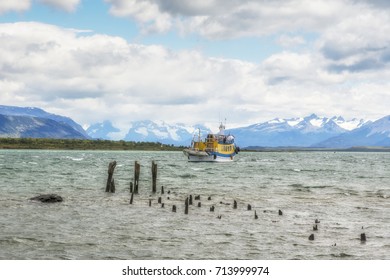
[
  {"left": 0, "top": 105, "right": 88, "bottom": 139},
  {"left": 1, "top": 105, "right": 389, "bottom": 148}
]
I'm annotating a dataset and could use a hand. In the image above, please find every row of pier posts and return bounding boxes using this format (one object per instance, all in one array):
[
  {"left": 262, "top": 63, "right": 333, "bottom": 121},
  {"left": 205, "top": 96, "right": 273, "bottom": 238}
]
[
  {"left": 105, "top": 160, "right": 368, "bottom": 243},
  {"left": 105, "top": 160, "right": 158, "bottom": 195}
]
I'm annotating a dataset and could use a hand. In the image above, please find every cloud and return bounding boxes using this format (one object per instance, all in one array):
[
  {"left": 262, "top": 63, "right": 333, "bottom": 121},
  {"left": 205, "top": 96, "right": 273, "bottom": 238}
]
[
  {"left": 0, "top": 22, "right": 265, "bottom": 127},
  {"left": 277, "top": 34, "right": 306, "bottom": 48},
  {"left": 317, "top": 5, "right": 390, "bottom": 74},
  {"left": 0, "top": 0, "right": 80, "bottom": 14},
  {"left": 0, "top": 0, "right": 30, "bottom": 14},
  {"left": 105, "top": 0, "right": 172, "bottom": 33},
  {"left": 105, "top": 0, "right": 350, "bottom": 39},
  {"left": 38, "top": 0, "right": 81, "bottom": 12}
]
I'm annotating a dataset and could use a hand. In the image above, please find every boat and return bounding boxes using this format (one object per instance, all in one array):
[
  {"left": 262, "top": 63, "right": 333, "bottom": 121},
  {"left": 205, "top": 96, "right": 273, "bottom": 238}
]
[{"left": 183, "top": 123, "right": 239, "bottom": 162}]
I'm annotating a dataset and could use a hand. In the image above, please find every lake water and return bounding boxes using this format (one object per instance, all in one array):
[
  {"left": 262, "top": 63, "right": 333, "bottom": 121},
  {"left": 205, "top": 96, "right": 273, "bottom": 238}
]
[{"left": 0, "top": 150, "right": 389, "bottom": 260}]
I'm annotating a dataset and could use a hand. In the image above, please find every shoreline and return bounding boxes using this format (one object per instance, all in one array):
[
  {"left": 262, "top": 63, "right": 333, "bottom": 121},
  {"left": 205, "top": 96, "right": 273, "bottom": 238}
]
[{"left": 1, "top": 137, "right": 390, "bottom": 152}]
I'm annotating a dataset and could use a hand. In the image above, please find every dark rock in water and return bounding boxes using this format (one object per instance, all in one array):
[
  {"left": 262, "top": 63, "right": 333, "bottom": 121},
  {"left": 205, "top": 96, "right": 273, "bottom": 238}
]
[
  {"left": 278, "top": 209, "right": 283, "bottom": 216},
  {"left": 308, "top": 234, "right": 315, "bottom": 241},
  {"left": 30, "top": 194, "right": 63, "bottom": 203},
  {"left": 360, "top": 233, "right": 367, "bottom": 242}
]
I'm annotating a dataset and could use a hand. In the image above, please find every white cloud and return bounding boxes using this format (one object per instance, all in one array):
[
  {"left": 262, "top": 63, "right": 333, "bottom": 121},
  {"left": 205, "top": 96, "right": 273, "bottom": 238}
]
[
  {"left": 277, "top": 34, "right": 306, "bottom": 48},
  {"left": 0, "top": 0, "right": 30, "bottom": 14},
  {"left": 38, "top": 0, "right": 81, "bottom": 12},
  {"left": 0, "top": 0, "right": 80, "bottom": 14},
  {"left": 105, "top": 0, "right": 351, "bottom": 39},
  {"left": 0, "top": 22, "right": 263, "bottom": 127},
  {"left": 105, "top": 0, "right": 172, "bottom": 33}
]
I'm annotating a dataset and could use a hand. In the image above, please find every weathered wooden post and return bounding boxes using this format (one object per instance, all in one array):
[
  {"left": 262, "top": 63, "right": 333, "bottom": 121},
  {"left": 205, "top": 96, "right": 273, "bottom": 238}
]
[
  {"left": 152, "top": 161, "right": 157, "bottom": 193},
  {"left": 129, "top": 182, "right": 133, "bottom": 193},
  {"left": 185, "top": 197, "right": 189, "bottom": 215},
  {"left": 189, "top": 195, "right": 193, "bottom": 205},
  {"left": 134, "top": 161, "right": 140, "bottom": 194},
  {"left": 233, "top": 200, "right": 237, "bottom": 209},
  {"left": 130, "top": 192, "right": 134, "bottom": 204},
  {"left": 105, "top": 161, "right": 117, "bottom": 193},
  {"left": 110, "top": 179, "right": 116, "bottom": 193}
]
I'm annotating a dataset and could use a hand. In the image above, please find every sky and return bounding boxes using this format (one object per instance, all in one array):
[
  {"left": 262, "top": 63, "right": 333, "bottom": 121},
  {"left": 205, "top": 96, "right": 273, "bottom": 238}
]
[{"left": 1, "top": 0, "right": 390, "bottom": 136}]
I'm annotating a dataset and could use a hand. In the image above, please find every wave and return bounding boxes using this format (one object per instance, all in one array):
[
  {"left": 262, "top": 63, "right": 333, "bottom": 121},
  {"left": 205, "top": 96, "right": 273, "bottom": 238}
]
[
  {"left": 179, "top": 174, "right": 197, "bottom": 179},
  {"left": 330, "top": 253, "right": 355, "bottom": 259},
  {"left": 65, "top": 156, "right": 84, "bottom": 161}
]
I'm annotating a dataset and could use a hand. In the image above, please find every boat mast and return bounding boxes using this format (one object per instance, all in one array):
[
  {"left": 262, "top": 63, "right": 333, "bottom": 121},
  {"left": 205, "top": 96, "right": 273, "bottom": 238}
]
[{"left": 219, "top": 118, "right": 226, "bottom": 135}]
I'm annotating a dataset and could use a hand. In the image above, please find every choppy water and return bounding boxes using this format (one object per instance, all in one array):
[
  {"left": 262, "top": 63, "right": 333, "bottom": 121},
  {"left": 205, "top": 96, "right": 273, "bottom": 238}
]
[{"left": 0, "top": 150, "right": 389, "bottom": 260}]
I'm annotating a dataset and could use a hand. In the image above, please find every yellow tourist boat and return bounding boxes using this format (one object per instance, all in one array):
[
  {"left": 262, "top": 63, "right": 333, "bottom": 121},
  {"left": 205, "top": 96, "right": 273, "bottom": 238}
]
[{"left": 183, "top": 123, "right": 239, "bottom": 162}]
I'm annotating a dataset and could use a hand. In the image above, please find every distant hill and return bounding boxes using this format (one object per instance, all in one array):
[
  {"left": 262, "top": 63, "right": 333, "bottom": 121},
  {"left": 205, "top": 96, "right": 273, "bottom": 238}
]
[
  {"left": 227, "top": 114, "right": 367, "bottom": 147},
  {"left": 314, "top": 115, "right": 390, "bottom": 148},
  {"left": 0, "top": 105, "right": 88, "bottom": 139},
  {"left": 2, "top": 104, "right": 389, "bottom": 148},
  {"left": 123, "top": 120, "right": 209, "bottom": 146}
]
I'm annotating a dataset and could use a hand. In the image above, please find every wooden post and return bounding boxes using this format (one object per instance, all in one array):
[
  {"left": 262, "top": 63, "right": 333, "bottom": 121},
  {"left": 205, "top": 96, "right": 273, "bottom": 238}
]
[
  {"left": 161, "top": 186, "right": 164, "bottom": 194},
  {"left": 129, "top": 182, "right": 133, "bottom": 193},
  {"left": 185, "top": 197, "right": 189, "bottom": 215},
  {"left": 360, "top": 233, "right": 366, "bottom": 242},
  {"left": 189, "top": 195, "right": 193, "bottom": 205},
  {"left": 110, "top": 178, "right": 115, "bottom": 193},
  {"left": 233, "top": 200, "right": 237, "bottom": 209},
  {"left": 105, "top": 161, "right": 117, "bottom": 193},
  {"left": 134, "top": 161, "right": 140, "bottom": 194},
  {"left": 130, "top": 192, "right": 134, "bottom": 204},
  {"left": 172, "top": 205, "right": 176, "bottom": 212},
  {"left": 152, "top": 161, "right": 157, "bottom": 193}
]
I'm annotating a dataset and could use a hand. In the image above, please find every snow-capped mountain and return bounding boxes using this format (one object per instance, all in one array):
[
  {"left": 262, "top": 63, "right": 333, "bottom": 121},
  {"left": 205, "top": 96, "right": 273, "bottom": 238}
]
[
  {"left": 123, "top": 120, "right": 209, "bottom": 146},
  {"left": 86, "top": 120, "right": 120, "bottom": 140},
  {"left": 0, "top": 105, "right": 89, "bottom": 138},
  {"left": 3, "top": 104, "right": 388, "bottom": 148},
  {"left": 228, "top": 114, "right": 367, "bottom": 147},
  {"left": 314, "top": 115, "right": 390, "bottom": 148}
]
